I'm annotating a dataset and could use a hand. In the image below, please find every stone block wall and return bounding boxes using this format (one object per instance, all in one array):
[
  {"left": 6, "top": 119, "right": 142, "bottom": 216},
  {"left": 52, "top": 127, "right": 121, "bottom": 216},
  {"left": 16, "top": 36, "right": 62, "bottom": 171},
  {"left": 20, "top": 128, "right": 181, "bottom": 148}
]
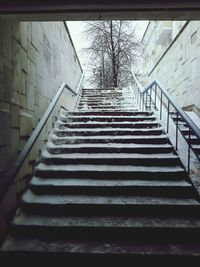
[
  {"left": 142, "top": 21, "right": 200, "bottom": 113},
  {"left": 0, "top": 18, "right": 82, "bottom": 207}
]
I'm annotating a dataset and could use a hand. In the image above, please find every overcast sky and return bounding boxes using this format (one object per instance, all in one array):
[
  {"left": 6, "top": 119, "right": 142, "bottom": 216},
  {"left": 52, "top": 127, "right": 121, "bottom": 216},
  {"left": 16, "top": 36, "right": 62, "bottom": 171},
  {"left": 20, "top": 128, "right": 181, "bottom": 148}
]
[{"left": 67, "top": 21, "right": 149, "bottom": 72}]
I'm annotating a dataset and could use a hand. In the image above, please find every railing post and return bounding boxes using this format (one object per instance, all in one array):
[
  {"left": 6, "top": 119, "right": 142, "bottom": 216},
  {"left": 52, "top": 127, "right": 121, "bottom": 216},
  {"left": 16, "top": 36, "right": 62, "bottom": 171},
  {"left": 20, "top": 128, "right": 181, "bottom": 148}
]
[
  {"left": 135, "top": 83, "right": 138, "bottom": 105},
  {"left": 175, "top": 112, "right": 179, "bottom": 151},
  {"left": 167, "top": 100, "right": 170, "bottom": 133},
  {"left": 145, "top": 92, "right": 147, "bottom": 110},
  {"left": 160, "top": 90, "right": 163, "bottom": 120},
  {"left": 188, "top": 127, "right": 191, "bottom": 173},
  {"left": 142, "top": 93, "right": 144, "bottom": 111},
  {"left": 150, "top": 86, "right": 152, "bottom": 110},
  {"left": 154, "top": 84, "right": 157, "bottom": 110}
]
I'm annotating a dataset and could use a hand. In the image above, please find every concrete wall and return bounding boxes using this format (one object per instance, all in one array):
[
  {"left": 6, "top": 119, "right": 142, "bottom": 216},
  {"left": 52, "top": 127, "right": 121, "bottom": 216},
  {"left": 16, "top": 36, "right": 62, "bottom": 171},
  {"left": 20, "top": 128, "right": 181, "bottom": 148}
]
[
  {"left": 0, "top": 17, "right": 82, "bottom": 212},
  {"left": 142, "top": 21, "right": 200, "bottom": 113},
  {"left": 2, "top": 1, "right": 200, "bottom": 21}
]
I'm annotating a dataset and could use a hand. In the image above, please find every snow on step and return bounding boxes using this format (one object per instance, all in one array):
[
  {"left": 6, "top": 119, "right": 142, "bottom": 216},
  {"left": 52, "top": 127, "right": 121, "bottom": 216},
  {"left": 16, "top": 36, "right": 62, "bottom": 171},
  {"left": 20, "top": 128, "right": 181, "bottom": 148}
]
[
  {"left": 59, "top": 114, "right": 157, "bottom": 122},
  {"left": 78, "top": 107, "right": 138, "bottom": 111},
  {"left": 40, "top": 151, "right": 180, "bottom": 167},
  {"left": 35, "top": 163, "right": 184, "bottom": 174},
  {"left": 57, "top": 120, "right": 160, "bottom": 125},
  {"left": 78, "top": 108, "right": 138, "bottom": 111},
  {"left": 50, "top": 134, "right": 167, "bottom": 141},
  {"left": 30, "top": 178, "right": 193, "bottom": 198},
  {"left": 49, "top": 136, "right": 169, "bottom": 145},
  {"left": 47, "top": 141, "right": 173, "bottom": 149},
  {"left": 46, "top": 143, "right": 174, "bottom": 154},
  {"left": 63, "top": 111, "right": 153, "bottom": 116},
  {"left": 31, "top": 177, "right": 191, "bottom": 188},
  {"left": 41, "top": 150, "right": 178, "bottom": 160},
  {"left": 56, "top": 121, "right": 161, "bottom": 129},
  {"left": 22, "top": 189, "right": 199, "bottom": 206},
  {"left": 53, "top": 127, "right": 164, "bottom": 136},
  {"left": 13, "top": 212, "right": 200, "bottom": 229},
  {"left": 3, "top": 237, "right": 200, "bottom": 254}
]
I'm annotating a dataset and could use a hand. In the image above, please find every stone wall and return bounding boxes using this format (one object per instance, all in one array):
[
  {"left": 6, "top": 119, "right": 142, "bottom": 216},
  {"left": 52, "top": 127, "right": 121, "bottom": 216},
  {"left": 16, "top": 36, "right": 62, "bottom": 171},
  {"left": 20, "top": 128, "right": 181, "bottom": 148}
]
[
  {"left": 142, "top": 21, "right": 200, "bottom": 113},
  {"left": 0, "top": 18, "right": 82, "bottom": 205}
]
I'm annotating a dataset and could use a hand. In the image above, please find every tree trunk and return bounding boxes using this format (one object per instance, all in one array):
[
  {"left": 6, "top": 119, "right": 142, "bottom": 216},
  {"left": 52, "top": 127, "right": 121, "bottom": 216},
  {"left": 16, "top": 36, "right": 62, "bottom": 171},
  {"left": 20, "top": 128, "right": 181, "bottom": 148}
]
[{"left": 110, "top": 21, "right": 118, "bottom": 87}]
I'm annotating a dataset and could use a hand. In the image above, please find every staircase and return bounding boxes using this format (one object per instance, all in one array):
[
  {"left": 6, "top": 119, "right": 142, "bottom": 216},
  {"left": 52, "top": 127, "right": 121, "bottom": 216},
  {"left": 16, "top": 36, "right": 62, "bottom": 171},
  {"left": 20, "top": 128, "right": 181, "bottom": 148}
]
[{"left": 1, "top": 87, "right": 200, "bottom": 260}]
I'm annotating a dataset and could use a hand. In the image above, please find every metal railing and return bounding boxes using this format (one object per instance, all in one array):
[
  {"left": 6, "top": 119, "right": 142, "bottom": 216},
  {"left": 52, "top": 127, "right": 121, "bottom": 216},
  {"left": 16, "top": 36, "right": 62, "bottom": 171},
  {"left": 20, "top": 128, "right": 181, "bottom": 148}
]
[
  {"left": 132, "top": 73, "right": 200, "bottom": 173},
  {"left": 0, "top": 73, "right": 84, "bottom": 201}
]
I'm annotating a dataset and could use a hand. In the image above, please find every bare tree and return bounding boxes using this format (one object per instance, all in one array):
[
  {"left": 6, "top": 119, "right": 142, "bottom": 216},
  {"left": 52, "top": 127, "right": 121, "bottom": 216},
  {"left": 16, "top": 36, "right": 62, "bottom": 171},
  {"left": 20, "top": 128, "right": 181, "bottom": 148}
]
[{"left": 84, "top": 21, "right": 142, "bottom": 88}]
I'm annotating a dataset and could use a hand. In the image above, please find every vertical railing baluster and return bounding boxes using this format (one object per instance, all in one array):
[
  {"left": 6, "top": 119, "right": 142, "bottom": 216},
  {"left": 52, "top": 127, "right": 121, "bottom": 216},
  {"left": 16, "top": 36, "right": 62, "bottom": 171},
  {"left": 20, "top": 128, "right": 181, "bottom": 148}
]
[
  {"left": 175, "top": 111, "right": 178, "bottom": 150},
  {"left": 167, "top": 100, "right": 170, "bottom": 133},
  {"left": 142, "top": 93, "right": 144, "bottom": 111},
  {"left": 154, "top": 84, "right": 157, "bottom": 109},
  {"left": 146, "top": 92, "right": 147, "bottom": 110},
  {"left": 188, "top": 127, "right": 191, "bottom": 173},
  {"left": 160, "top": 90, "right": 163, "bottom": 120},
  {"left": 150, "top": 86, "right": 152, "bottom": 110}
]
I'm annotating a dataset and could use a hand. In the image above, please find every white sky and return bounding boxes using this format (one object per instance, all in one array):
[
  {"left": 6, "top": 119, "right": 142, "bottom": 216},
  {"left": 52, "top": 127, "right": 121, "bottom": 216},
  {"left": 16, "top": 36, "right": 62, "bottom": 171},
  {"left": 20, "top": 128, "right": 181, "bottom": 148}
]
[{"left": 67, "top": 21, "right": 149, "bottom": 72}]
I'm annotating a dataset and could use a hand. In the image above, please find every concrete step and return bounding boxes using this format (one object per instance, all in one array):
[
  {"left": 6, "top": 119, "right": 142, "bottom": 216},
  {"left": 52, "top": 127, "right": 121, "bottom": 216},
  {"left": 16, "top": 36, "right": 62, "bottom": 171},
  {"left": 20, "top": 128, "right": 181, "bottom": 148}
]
[
  {"left": 2, "top": 236, "right": 200, "bottom": 258},
  {"left": 185, "top": 135, "right": 200, "bottom": 145},
  {"left": 78, "top": 108, "right": 139, "bottom": 112},
  {"left": 81, "top": 90, "right": 130, "bottom": 92},
  {"left": 59, "top": 115, "right": 157, "bottom": 122},
  {"left": 81, "top": 92, "right": 125, "bottom": 96},
  {"left": 50, "top": 134, "right": 169, "bottom": 145},
  {"left": 78, "top": 102, "right": 135, "bottom": 106},
  {"left": 46, "top": 142, "right": 174, "bottom": 154},
  {"left": 53, "top": 127, "right": 164, "bottom": 137},
  {"left": 10, "top": 212, "right": 200, "bottom": 243},
  {"left": 78, "top": 99, "right": 134, "bottom": 103},
  {"left": 78, "top": 105, "right": 136, "bottom": 110},
  {"left": 80, "top": 93, "right": 131, "bottom": 97},
  {"left": 81, "top": 89, "right": 125, "bottom": 92},
  {"left": 57, "top": 121, "right": 161, "bottom": 129},
  {"left": 79, "top": 97, "right": 134, "bottom": 101},
  {"left": 192, "top": 145, "right": 200, "bottom": 154},
  {"left": 79, "top": 94, "right": 133, "bottom": 98},
  {"left": 30, "top": 177, "right": 194, "bottom": 197},
  {"left": 63, "top": 111, "right": 154, "bottom": 116},
  {"left": 40, "top": 151, "right": 181, "bottom": 166},
  {"left": 34, "top": 163, "right": 186, "bottom": 180},
  {"left": 181, "top": 129, "right": 193, "bottom": 135},
  {"left": 21, "top": 190, "right": 200, "bottom": 216}
]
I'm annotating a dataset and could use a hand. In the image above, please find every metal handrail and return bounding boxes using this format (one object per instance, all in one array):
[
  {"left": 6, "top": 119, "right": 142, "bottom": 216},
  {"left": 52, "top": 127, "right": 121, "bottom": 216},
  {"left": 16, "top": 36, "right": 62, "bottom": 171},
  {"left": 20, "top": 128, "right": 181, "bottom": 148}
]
[
  {"left": 143, "top": 80, "right": 200, "bottom": 140},
  {"left": 132, "top": 74, "right": 200, "bottom": 172},
  {"left": 0, "top": 74, "right": 84, "bottom": 201}
]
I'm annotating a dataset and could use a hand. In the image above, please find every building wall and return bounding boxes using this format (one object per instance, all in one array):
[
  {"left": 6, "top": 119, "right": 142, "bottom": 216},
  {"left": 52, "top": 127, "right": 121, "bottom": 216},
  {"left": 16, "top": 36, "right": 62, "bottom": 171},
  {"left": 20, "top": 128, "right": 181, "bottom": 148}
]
[
  {"left": 0, "top": 18, "right": 82, "bottom": 199},
  {"left": 142, "top": 21, "right": 200, "bottom": 113}
]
